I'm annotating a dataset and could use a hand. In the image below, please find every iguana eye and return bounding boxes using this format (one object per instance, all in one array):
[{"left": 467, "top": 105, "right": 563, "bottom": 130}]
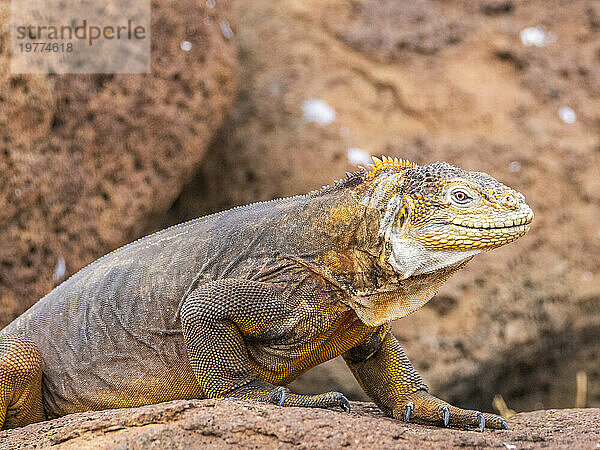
[{"left": 450, "top": 188, "right": 473, "bottom": 206}]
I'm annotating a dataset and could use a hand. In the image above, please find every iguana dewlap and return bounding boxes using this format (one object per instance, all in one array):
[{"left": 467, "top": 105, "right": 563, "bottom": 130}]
[{"left": 0, "top": 157, "right": 533, "bottom": 431}]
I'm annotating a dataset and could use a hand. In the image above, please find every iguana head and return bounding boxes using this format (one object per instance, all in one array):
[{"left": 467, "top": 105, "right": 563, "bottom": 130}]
[
  {"left": 394, "top": 159, "right": 533, "bottom": 251},
  {"left": 359, "top": 156, "right": 533, "bottom": 278},
  {"left": 340, "top": 156, "right": 533, "bottom": 325}
]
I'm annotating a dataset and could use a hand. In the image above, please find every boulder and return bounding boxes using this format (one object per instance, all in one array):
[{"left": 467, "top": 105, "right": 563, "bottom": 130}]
[{"left": 0, "top": 0, "right": 237, "bottom": 326}]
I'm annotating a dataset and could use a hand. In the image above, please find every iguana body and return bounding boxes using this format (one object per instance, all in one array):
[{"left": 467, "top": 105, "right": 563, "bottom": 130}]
[{"left": 0, "top": 157, "right": 533, "bottom": 431}]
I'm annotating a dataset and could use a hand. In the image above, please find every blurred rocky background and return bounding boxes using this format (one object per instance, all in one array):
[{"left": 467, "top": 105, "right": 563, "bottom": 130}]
[
  {"left": 1, "top": 0, "right": 599, "bottom": 418},
  {"left": 0, "top": 0, "right": 236, "bottom": 320}
]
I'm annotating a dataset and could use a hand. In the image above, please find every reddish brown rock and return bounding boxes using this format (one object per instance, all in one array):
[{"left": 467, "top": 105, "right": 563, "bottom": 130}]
[
  {"left": 0, "top": 0, "right": 236, "bottom": 325},
  {"left": 1, "top": 399, "right": 598, "bottom": 449}
]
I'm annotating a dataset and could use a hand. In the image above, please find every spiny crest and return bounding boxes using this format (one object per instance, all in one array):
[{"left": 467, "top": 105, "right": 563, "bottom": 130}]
[
  {"left": 307, "top": 156, "right": 417, "bottom": 197},
  {"left": 308, "top": 170, "right": 363, "bottom": 196},
  {"left": 362, "top": 156, "right": 417, "bottom": 180}
]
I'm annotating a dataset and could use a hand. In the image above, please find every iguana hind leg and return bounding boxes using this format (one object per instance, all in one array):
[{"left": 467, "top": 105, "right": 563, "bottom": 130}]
[
  {"left": 0, "top": 336, "right": 45, "bottom": 429},
  {"left": 180, "top": 279, "right": 350, "bottom": 411}
]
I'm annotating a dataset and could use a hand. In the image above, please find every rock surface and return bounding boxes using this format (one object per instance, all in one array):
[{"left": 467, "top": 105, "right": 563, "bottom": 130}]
[
  {"left": 1, "top": 399, "right": 598, "bottom": 449},
  {"left": 0, "top": 0, "right": 236, "bottom": 325},
  {"left": 158, "top": 0, "right": 600, "bottom": 413}
]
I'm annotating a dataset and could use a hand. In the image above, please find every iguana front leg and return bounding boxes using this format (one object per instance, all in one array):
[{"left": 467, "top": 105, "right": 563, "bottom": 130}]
[
  {"left": 343, "top": 330, "right": 508, "bottom": 431},
  {"left": 180, "top": 279, "right": 350, "bottom": 411}
]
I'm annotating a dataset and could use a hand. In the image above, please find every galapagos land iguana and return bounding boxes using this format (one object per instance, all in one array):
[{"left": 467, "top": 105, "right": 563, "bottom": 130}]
[{"left": 0, "top": 157, "right": 533, "bottom": 431}]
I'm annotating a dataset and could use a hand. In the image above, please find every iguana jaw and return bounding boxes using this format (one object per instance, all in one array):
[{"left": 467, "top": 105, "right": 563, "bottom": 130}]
[
  {"left": 415, "top": 204, "right": 533, "bottom": 251},
  {"left": 388, "top": 236, "right": 480, "bottom": 279}
]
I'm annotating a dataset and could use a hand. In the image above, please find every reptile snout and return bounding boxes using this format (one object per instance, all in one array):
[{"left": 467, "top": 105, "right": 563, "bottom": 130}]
[{"left": 515, "top": 200, "right": 534, "bottom": 228}]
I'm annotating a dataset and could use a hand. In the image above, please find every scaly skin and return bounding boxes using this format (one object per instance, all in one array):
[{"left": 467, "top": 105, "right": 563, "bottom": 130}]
[{"left": 0, "top": 157, "right": 532, "bottom": 431}]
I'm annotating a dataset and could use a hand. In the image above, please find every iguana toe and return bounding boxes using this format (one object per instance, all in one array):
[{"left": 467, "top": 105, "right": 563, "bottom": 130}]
[
  {"left": 481, "top": 412, "right": 509, "bottom": 430},
  {"left": 282, "top": 390, "right": 351, "bottom": 411}
]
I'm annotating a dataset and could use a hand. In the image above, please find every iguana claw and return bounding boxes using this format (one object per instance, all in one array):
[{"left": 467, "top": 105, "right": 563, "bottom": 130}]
[
  {"left": 340, "top": 397, "right": 350, "bottom": 412},
  {"left": 339, "top": 395, "right": 351, "bottom": 412},
  {"left": 270, "top": 386, "right": 287, "bottom": 406},
  {"left": 476, "top": 412, "right": 485, "bottom": 432},
  {"left": 404, "top": 401, "right": 414, "bottom": 422},
  {"left": 441, "top": 405, "right": 450, "bottom": 427}
]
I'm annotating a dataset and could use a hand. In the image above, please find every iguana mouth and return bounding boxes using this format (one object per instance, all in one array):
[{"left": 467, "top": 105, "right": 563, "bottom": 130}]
[
  {"left": 453, "top": 223, "right": 531, "bottom": 232},
  {"left": 450, "top": 212, "right": 533, "bottom": 230}
]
